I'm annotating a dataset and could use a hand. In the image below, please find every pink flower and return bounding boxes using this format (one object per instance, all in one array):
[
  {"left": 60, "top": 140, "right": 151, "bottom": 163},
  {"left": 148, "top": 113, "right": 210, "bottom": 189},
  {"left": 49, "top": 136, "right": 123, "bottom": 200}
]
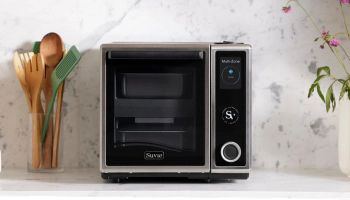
[
  {"left": 340, "top": 0, "right": 350, "bottom": 4},
  {"left": 282, "top": 5, "right": 291, "bottom": 13},
  {"left": 321, "top": 31, "right": 329, "bottom": 37},
  {"left": 329, "top": 38, "right": 340, "bottom": 47}
]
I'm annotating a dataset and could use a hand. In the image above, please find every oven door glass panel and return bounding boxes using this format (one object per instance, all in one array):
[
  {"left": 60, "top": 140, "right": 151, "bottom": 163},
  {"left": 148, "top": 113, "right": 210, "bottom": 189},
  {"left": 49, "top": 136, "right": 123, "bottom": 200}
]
[{"left": 105, "top": 51, "right": 205, "bottom": 166}]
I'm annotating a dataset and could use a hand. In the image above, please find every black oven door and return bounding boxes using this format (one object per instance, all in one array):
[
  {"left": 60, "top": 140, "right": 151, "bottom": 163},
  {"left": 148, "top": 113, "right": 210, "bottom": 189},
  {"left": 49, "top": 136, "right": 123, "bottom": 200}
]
[{"left": 104, "top": 47, "right": 208, "bottom": 168}]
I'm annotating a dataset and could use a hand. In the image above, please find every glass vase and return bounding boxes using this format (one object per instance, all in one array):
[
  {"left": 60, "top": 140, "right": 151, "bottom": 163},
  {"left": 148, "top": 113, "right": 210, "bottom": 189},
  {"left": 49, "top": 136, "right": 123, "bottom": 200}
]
[{"left": 27, "top": 112, "right": 63, "bottom": 172}]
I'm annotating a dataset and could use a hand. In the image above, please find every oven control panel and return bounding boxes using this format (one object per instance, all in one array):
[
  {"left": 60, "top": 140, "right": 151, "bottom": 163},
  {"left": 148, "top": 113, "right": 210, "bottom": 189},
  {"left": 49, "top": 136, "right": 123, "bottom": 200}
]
[{"left": 214, "top": 49, "right": 249, "bottom": 167}]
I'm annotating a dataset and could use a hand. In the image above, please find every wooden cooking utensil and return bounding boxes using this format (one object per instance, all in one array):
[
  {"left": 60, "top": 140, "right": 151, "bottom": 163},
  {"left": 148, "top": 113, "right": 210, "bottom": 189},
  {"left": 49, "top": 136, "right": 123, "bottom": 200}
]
[
  {"left": 13, "top": 52, "right": 32, "bottom": 111},
  {"left": 52, "top": 82, "right": 64, "bottom": 168},
  {"left": 40, "top": 32, "right": 64, "bottom": 168},
  {"left": 23, "top": 52, "right": 44, "bottom": 169}
]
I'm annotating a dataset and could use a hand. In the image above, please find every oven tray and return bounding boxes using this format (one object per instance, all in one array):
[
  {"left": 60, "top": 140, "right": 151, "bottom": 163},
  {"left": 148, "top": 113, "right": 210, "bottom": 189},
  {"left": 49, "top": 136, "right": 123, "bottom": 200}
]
[{"left": 116, "top": 124, "right": 192, "bottom": 151}]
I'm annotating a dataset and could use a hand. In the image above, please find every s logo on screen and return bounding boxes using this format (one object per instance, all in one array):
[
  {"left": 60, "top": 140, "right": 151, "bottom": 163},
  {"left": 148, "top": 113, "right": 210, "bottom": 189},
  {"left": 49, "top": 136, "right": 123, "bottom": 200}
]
[
  {"left": 222, "top": 107, "right": 239, "bottom": 124},
  {"left": 144, "top": 151, "right": 164, "bottom": 160}
]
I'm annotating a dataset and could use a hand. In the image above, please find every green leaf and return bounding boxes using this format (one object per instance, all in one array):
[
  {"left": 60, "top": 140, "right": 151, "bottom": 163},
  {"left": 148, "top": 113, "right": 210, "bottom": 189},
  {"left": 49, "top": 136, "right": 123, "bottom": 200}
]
[
  {"left": 316, "top": 66, "right": 330, "bottom": 77},
  {"left": 339, "top": 79, "right": 346, "bottom": 84},
  {"left": 347, "top": 87, "right": 350, "bottom": 100},
  {"left": 332, "top": 101, "right": 336, "bottom": 112},
  {"left": 313, "top": 75, "right": 326, "bottom": 84},
  {"left": 340, "top": 81, "right": 348, "bottom": 100},
  {"left": 308, "top": 75, "right": 326, "bottom": 98},
  {"left": 331, "top": 91, "right": 336, "bottom": 112},
  {"left": 331, "top": 92, "right": 337, "bottom": 112},
  {"left": 316, "top": 84, "right": 325, "bottom": 103},
  {"left": 308, "top": 83, "right": 317, "bottom": 98},
  {"left": 326, "top": 85, "right": 333, "bottom": 112}
]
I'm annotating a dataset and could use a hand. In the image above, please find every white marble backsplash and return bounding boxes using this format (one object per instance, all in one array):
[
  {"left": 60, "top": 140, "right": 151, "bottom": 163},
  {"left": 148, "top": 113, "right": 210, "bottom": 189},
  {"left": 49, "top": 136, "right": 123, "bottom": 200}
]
[{"left": 0, "top": 0, "right": 345, "bottom": 169}]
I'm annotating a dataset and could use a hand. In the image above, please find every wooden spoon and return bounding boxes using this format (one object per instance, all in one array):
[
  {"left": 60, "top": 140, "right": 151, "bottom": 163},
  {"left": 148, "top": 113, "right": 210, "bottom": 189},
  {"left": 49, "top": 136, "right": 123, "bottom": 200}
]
[{"left": 40, "top": 32, "right": 64, "bottom": 169}]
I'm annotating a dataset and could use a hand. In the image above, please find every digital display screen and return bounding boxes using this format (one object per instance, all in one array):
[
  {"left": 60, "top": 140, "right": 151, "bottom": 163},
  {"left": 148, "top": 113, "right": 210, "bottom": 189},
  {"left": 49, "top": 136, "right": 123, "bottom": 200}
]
[{"left": 219, "top": 57, "right": 241, "bottom": 89}]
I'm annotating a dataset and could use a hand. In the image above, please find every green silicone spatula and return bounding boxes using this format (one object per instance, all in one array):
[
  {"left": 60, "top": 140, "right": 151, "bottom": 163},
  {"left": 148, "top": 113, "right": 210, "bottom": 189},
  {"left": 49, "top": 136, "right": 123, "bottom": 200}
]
[{"left": 41, "top": 45, "right": 81, "bottom": 143}]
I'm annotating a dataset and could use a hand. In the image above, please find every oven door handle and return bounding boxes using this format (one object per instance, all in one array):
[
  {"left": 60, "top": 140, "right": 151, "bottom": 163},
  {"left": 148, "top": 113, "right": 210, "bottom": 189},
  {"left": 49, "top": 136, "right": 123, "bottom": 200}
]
[{"left": 108, "top": 51, "right": 204, "bottom": 60}]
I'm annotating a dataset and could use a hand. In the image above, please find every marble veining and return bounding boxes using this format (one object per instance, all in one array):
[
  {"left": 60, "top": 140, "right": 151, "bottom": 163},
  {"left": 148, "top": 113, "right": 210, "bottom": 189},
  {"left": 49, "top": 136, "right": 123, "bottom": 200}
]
[{"left": 0, "top": 0, "right": 344, "bottom": 170}]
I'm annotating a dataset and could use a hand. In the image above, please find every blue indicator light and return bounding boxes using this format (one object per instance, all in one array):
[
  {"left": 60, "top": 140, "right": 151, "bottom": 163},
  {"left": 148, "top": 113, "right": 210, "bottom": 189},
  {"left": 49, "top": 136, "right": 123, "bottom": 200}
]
[{"left": 228, "top": 69, "right": 234, "bottom": 75}]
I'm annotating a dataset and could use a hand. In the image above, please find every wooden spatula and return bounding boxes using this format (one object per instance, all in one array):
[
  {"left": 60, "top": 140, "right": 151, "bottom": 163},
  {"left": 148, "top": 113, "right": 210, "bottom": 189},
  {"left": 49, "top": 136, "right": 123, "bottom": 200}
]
[
  {"left": 24, "top": 53, "right": 44, "bottom": 169},
  {"left": 13, "top": 52, "right": 32, "bottom": 112}
]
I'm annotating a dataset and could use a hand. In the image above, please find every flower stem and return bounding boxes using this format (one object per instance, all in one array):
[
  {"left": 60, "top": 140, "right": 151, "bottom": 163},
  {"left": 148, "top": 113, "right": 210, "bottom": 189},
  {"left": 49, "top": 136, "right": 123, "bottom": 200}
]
[
  {"left": 292, "top": 1, "right": 350, "bottom": 75},
  {"left": 339, "top": 2, "right": 350, "bottom": 40},
  {"left": 329, "top": 44, "right": 350, "bottom": 75},
  {"left": 340, "top": 44, "right": 350, "bottom": 64},
  {"left": 330, "top": 74, "right": 337, "bottom": 80},
  {"left": 294, "top": 0, "right": 321, "bottom": 33},
  {"left": 334, "top": 32, "right": 349, "bottom": 36},
  {"left": 331, "top": 80, "right": 337, "bottom": 86},
  {"left": 285, "top": 0, "right": 295, "bottom": 7}
]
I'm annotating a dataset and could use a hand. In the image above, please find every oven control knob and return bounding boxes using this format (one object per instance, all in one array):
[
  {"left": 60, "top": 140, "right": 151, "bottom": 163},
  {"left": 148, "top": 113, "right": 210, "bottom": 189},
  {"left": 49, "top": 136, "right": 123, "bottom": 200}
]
[
  {"left": 222, "top": 107, "right": 239, "bottom": 124},
  {"left": 220, "top": 142, "right": 241, "bottom": 163}
]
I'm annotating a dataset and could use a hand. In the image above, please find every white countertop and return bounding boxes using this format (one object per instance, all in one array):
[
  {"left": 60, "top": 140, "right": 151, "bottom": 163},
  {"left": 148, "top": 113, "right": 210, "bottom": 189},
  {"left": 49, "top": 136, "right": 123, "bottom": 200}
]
[{"left": 0, "top": 168, "right": 349, "bottom": 198}]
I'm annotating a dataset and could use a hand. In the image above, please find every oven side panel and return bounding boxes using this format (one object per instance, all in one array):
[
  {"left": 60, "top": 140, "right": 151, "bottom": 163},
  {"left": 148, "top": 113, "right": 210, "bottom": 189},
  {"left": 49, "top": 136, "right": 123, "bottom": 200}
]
[
  {"left": 100, "top": 45, "right": 107, "bottom": 172},
  {"left": 210, "top": 44, "right": 252, "bottom": 175}
]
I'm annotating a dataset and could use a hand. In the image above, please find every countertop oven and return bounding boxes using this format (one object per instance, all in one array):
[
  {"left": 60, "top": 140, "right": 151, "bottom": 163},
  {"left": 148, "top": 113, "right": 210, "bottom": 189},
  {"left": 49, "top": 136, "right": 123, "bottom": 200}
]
[{"left": 100, "top": 42, "right": 251, "bottom": 181}]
